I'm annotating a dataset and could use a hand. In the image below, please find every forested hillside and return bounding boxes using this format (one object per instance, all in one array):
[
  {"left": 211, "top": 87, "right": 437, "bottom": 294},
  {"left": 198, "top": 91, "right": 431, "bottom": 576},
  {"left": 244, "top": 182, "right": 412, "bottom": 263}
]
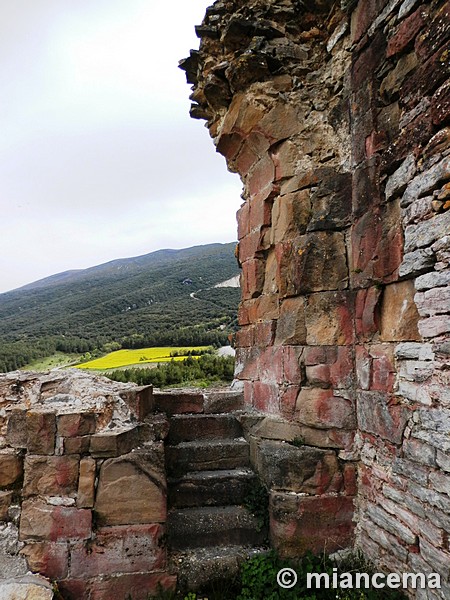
[{"left": 0, "top": 243, "right": 240, "bottom": 372}]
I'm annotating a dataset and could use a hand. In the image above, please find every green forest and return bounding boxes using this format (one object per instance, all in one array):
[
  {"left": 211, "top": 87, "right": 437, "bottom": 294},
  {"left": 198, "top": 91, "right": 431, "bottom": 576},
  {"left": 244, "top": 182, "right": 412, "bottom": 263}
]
[{"left": 0, "top": 243, "right": 240, "bottom": 372}]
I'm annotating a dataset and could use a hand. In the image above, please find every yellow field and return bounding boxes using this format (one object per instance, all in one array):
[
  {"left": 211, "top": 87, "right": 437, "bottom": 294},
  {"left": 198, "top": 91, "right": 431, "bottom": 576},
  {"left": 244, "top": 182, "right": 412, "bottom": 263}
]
[{"left": 75, "top": 347, "right": 208, "bottom": 370}]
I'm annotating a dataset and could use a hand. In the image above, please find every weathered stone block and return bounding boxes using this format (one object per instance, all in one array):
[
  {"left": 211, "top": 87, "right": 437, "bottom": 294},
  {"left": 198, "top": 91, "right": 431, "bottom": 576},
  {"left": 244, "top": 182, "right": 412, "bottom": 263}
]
[
  {"left": 23, "top": 455, "right": 79, "bottom": 497},
  {"left": 418, "top": 315, "right": 450, "bottom": 338},
  {"left": 415, "top": 3, "right": 450, "bottom": 62},
  {"left": 355, "top": 287, "right": 382, "bottom": 341},
  {"left": 94, "top": 447, "right": 166, "bottom": 526},
  {"left": 277, "top": 232, "right": 348, "bottom": 297},
  {"left": 274, "top": 297, "right": 306, "bottom": 345},
  {"left": 305, "top": 292, "right": 355, "bottom": 346},
  {"left": 295, "top": 388, "right": 355, "bottom": 430},
  {"left": 384, "top": 154, "right": 416, "bottom": 201},
  {"left": 77, "top": 457, "right": 96, "bottom": 509},
  {"left": 26, "top": 412, "right": 56, "bottom": 455},
  {"left": 69, "top": 524, "right": 166, "bottom": 578},
  {"left": 431, "top": 80, "right": 450, "bottom": 126},
  {"left": 119, "top": 385, "right": 154, "bottom": 421},
  {"left": 252, "top": 381, "right": 279, "bottom": 414},
  {"left": 89, "top": 573, "right": 177, "bottom": 600},
  {"left": 380, "top": 280, "right": 421, "bottom": 342},
  {"left": 153, "top": 390, "right": 204, "bottom": 415},
  {"left": 0, "top": 452, "right": 23, "bottom": 488},
  {"left": 90, "top": 426, "right": 140, "bottom": 458},
  {"left": 305, "top": 346, "right": 354, "bottom": 390},
  {"left": 20, "top": 541, "right": 69, "bottom": 580},
  {"left": 242, "top": 258, "right": 265, "bottom": 300},
  {"left": 357, "top": 391, "right": 410, "bottom": 444},
  {"left": 5, "top": 410, "right": 27, "bottom": 448},
  {"left": 404, "top": 211, "right": 450, "bottom": 253},
  {"left": 415, "top": 286, "right": 450, "bottom": 316},
  {"left": 0, "top": 576, "right": 54, "bottom": 600},
  {"left": 62, "top": 436, "right": 90, "bottom": 455},
  {"left": 57, "top": 413, "right": 96, "bottom": 437},
  {"left": 256, "top": 440, "right": 341, "bottom": 494},
  {"left": 20, "top": 499, "right": 91, "bottom": 542},
  {"left": 386, "top": 7, "right": 428, "bottom": 57},
  {"left": 307, "top": 168, "right": 352, "bottom": 231},
  {"left": 270, "top": 492, "right": 354, "bottom": 557},
  {"left": 271, "top": 190, "right": 310, "bottom": 243}
]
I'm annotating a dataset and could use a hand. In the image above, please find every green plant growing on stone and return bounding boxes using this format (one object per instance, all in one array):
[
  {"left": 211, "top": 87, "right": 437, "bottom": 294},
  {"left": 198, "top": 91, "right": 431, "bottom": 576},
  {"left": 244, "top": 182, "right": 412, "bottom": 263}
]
[
  {"left": 243, "top": 479, "right": 270, "bottom": 534},
  {"left": 291, "top": 436, "right": 305, "bottom": 447}
]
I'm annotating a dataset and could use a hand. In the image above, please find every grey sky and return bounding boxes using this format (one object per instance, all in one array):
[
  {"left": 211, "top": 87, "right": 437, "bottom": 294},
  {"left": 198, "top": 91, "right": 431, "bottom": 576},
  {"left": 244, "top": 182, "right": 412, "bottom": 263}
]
[{"left": 0, "top": 0, "right": 242, "bottom": 293}]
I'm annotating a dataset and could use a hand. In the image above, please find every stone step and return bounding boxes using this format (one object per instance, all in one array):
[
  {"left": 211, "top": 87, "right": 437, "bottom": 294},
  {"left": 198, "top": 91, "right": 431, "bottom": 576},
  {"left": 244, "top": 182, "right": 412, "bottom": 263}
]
[
  {"left": 153, "top": 390, "right": 204, "bottom": 415},
  {"left": 168, "top": 467, "right": 257, "bottom": 508},
  {"left": 165, "top": 439, "right": 250, "bottom": 477},
  {"left": 167, "top": 414, "right": 243, "bottom": 444},
  {"left": 171, "top": 545, "right": 267, "bottom": 592},
  {"left": 203, "top": 389, "right": 244, "bottom": 413},
  {"left": 167, "top": 506, "right": 266, "bottom": 550}
]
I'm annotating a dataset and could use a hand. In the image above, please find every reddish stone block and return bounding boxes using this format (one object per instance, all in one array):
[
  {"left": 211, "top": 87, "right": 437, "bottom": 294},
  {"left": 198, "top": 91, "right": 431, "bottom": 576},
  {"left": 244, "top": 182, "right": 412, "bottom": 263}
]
[
  {"left": 90, "top": 426, "right": 140, "bottom": 458},
  {"left": 351, "top": 0, "right": 386, "bottom": 44},
  {"left": 57, "top": 413, "right": 96, "bottom": 437},
  {"left": 253, "top": 381, "right": 280, "bottom": 413},
  {"left": 282, "top": 346, "right": 304, "bottom": 385},
  {"left": 295, "top": 388, "right": 355, "bottom": 430},
  {"left": 216, "top": 131, "right": 243, "bottom": 162},
  {"left": 279, "top": 386, "right": 300, "bottom": 420},
  {"left": 23, "top": 455, "right": 80, "bottom": 497},
  {"left": 343, "top": 463, "right": 358, "bottom": 496},
  {"left": 27, "top": 411, "right": 56, "bottom": 455},
  {"left": 238, "top": 230, "right": 262, "bottom": 264},
  {"left": 387, "top": 7, "right": 428, "bottom": 57},
  {"left": 0, "top": 452, "right": 23, "bottom": 488},
  {"left": 21, "top": 541, "right": 69, "bottom": 580},
  {"left": 270, "top": 492, "right": 354, "bottom": 557},
  {"left": 247, "top": 155, "right": 275, "bottom": 199},
  {"left": 370, "top": 344, "right": 396, "bottom": 393},
  {"left": 63, "top": 436, "right": 90, "bottom": 455},
  {"left": 304, "top": 346, "right": 330, "bottom": 366},
  {"left": 352, "top": 157, "right": 381, "bottom": 219},
  {"left": 246, "top": 293, "right": 279, "bottom": 322},
  {"left": 235, "top": 143, "right": 258, "bottom": 175},
  {"left": 20, "top": 499, "right": 92, "bottom": 542},
  {"left": 70, "top": 524, "right": 166, "bottom": 578},
  {"left": 352, "top": 31, "right": 387, "bottom": 90},
  {"left": 249, "top": 193, "right": 273, "bottom": 231},
  {"left": 235, "top": 347, "right": 259, "bottom": 380},
  {"left": 235, "top": 326, "right": 254, "bottom": 348},
  {"left": 89, "top": 573, "right": 177, "bottom": 600},
  {"left": 237, "top": 201, "right": 250, "bottom": 241},
  {"left": 255, "top": 102, "right": 301, "bottom": 144},
  {"left": 258, "top": 347, "right": 284, "bottom": 384},
  {"left": 355, "top": 286, "right": 382, "bottom": 341},
  {"left": 254, "top": 321, "right": 276, "bottom": 347},
  {"left": 241, "top": 258, "right": 265, "bottom": 300},
  {"left": 351, "top": 201, "right": 403, "bottom": 285},
  {"left": 77, "top": 457, "right": 96, "bottom": 509},
  {"left": 329, "top": 347, "right": 354, "bottom": 390}
]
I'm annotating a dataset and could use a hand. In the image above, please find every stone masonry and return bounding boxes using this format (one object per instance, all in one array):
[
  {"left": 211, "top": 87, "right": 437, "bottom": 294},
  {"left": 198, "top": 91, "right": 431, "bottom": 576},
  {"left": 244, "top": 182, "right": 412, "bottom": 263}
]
[{"left": 180, "top": 0, "right": 450, "bottom": 597}]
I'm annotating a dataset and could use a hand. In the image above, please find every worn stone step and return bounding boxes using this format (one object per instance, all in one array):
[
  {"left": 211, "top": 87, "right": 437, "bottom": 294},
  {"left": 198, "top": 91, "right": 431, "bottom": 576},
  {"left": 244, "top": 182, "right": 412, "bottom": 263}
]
[
  {"left": 168, "top": 467, "right": 257, "bottom": 508},
  {"left": 165, "top": 439, "right": 250, "bottom": 477},
  {"left": 167, "top": 414, "right": 243, "bottom": 444},
  {"left": 171, "top": 545, "right": 268, "bottom": 592},
  {"left": 167, "top": 506, "right": 266, "bottom": 550},
  {"left": 203, "top": 389, "right": 244, "bottom": 413},
  {"left": 165, "top": 439, "right": 250, "bottom": 478},
  {"left": 153, "top": 390, "right": 204, "bottom": 415}
]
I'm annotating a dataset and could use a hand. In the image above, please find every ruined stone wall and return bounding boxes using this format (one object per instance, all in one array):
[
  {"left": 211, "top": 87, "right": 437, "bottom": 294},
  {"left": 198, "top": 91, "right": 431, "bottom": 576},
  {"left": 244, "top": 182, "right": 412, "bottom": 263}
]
[
  {"left": 182, "top": 0, "right": 450, "bottom": 593},
  {"left": 0, "top": 371, "right": 175, "bottom": 600}
]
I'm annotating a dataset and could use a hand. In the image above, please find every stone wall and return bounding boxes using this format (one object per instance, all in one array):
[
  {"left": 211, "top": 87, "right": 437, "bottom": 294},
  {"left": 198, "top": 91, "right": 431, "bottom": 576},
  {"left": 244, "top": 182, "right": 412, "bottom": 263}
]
[
  {"left": 182, "top": 0, "right": 450, "bottom": 595},
  {"left": 0, "top": 370, "right": 175, "bottom": 600}
]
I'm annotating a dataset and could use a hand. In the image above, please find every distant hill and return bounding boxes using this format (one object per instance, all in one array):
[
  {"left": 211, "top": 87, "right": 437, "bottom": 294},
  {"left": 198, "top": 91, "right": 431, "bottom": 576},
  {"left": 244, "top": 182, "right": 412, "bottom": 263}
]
[{"left": 0, "top": 243, "right": 241, "bottom": 372}]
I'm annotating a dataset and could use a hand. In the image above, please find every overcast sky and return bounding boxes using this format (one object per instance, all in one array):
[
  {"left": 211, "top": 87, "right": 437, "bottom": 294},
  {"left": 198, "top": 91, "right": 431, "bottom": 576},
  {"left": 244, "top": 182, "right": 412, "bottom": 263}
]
[{"left": 0, "top": 0, "right": 242, "bottom": 293}]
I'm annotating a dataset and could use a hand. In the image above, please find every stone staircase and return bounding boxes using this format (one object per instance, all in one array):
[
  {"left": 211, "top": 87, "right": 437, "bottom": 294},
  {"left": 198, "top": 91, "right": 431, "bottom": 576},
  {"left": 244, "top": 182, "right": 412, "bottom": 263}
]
[{"left": 156, "top": 390, "right": 267, "bottom": 591}]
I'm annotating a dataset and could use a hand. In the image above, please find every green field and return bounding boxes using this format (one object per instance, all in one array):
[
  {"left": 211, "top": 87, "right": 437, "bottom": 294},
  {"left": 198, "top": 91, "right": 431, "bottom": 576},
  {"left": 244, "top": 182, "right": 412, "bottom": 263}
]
[
  {"left": 24, "top": 352, "right": 83, "bottom": 372},
  {"left": 76, "top": 347, "right": 209, "bottom": 370}
]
